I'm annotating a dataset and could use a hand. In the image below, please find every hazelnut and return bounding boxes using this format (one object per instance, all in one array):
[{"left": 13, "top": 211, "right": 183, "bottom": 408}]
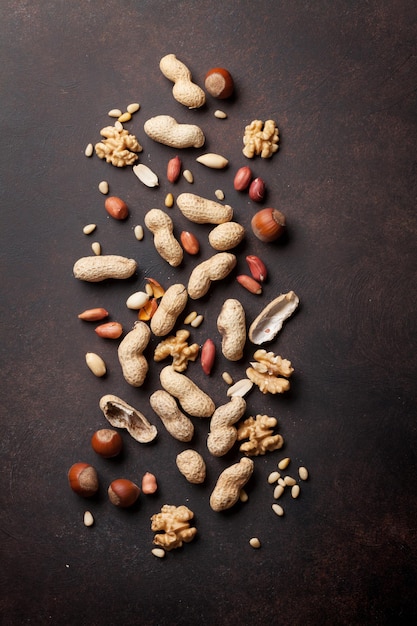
[
  {"left": 251, "top": 208, "right": 286, "bottom": 242},
  {"left": 91, "top": 429, "right": 123, "bottom": 458},
  {"left": 68, "top": 462, "right": 99, "bottom": 498},
  {"left": 108, "top": 479, "right": 140, "bottom": 508},
  {"left": 204, "top": 67, "right": 234, "bottom": 99}
]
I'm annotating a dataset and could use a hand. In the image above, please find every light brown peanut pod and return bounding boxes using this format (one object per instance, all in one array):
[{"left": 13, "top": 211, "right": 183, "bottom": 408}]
[
  {"left": 160, "top": 366, "right": 215, "bottom": 417},
  {"left": 177, "top": 193, "right": 233, "bottom": 224},
  {"left": 144, "top": 209, "right": 183, "bottom": 267},
  {"left": 117, "top": 321, "right": 150, "bottom": 387},
  {"left": 187, "top": 253, "right": 236, "bottom": 299},
  {"left": 99, "top": 394, "right": 157, "bottom": 443},
  {"left": 207, "top": 396, "right": 247, "bottom": 457},
  {"left": 144, "top": 115, "right": 205, "bottom": 149},
  {"left": 159, "top": 54, "right": 206, "bottom": 109},
  {"left": 149, "top": 390, "right": 194, "bottom": 442},
  {"left": 150, "top": 284, "right": 188, "bottom": 336},
  {"left": 208, "top": 222, "right": 245, "bottom": 251},
  {"left": 217, "top": 298, "right": 246, "bottom": 361},
  {"left": 73, "top": 255, "right": 137, "bottom": 282},
  {"left": 176, "top": 450, "right": 206, "bottom": 484},
  {"left": 210, "top": 457, "right": 254, "bottom": 511}
]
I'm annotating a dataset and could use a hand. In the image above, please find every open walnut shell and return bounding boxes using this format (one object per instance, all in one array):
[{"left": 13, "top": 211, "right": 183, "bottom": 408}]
[
  {"left": 99, "top": 394, "right": 157, "bottom": 443},
  {"left": 248, "top": 291, "right": 299, "bottom": 345}
]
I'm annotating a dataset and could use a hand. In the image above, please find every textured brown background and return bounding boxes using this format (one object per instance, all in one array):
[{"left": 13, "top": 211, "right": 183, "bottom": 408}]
[{"left": 1, "top": 1, "right": 416, "bottom": 624}]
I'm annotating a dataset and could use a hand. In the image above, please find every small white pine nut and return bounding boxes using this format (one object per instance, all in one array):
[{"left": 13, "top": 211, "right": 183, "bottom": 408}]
[
  {"left": 215, "top": 189, "right": 225, "bottom": 200},
  {"left": 267, "top": 471, "right": 280, "bottom": 484},
  {"left": 127, "top": 102, "right": 140, "bottom": 114},
  {"left": 299, "top": 466, "right": 309, "bottom": 481},
  {"left": 83, "top": 223, "right": 96, "bottom": 235},
  {"left": 91, "top": 242, "right": 101, "bottom": 255},
  {"left": 183, "top": 169, "right": 194, "bottom": 183},
  {"left": 134, "top": 225, "right": 144, "bottom": 240},
  {"left": 278, "top": 477, "right": 286, "bottom": 487},
  {"left": 214, "top": 110, "right": 227, "bottom": 119},
  {"left": 118, "top": 112, "right": 131, "bottom": 123},
  {"left": 108, "top": 108, "right": 122, "bottom": 118},
  {"left": 291, "top": 485, "right": 300, "bottom": 499},
  {"left": 84, "top": 143, "right": 94, "bottom": 157},
  {"left": 273, "top": 484, "right": 285, "bottom": 500},
  {"left": 183, "top": 311, "right": 198, "bottom": 324},
  {"left": 151, "top": 548, "right": 165, "bottom": 559},
  {"left": 222, "top": 371, "right": 233, "bottom": 385},
  {"left": 190, "top": 314, "right": 203, "bottom": 328},
  {"left": 284, "top": 476, "right": 296, "bottom": 487},
  {"left": 83, "top": 511, "right": 94, "bottom": 527},
  {"left": 249, "top": 537, "right": 261, "bottom": 549},
  {"left": 278, "top": 457, "right": 290, "bottom": 470},
  {"left": 114, "top": 121, "right": 123, "bottom": 131},
  {"left": 98, "top": 180, "right": 109, "bottom": 195},
  {"left": 239, "top": 489, "right": 248, "bottom": 502},
  {"left": 272, "top": 503, "right": 284, "bottom": 517},
  {"left": 165, "top": 192, "right": 174, "bottom": 208}
]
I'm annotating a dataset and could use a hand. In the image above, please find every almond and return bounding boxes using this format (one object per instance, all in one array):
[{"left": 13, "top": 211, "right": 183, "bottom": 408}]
[
  {"left": 167, "top": 155, "right": 181, "bottom": 183},
  {"left": 104, "top": 196, "right": 129, "bottom": 220},
  {"left": 180, "top": 231, "right": 200, "bottom": 255},
  {"left": 246, "top": 255, "right": 267, "bottom": 282},
  {"left": 249, "top": 177, "right": 266, "bottom": 202},
  {"left": 233, "top": 166, "right": 252, "bottom": 191},
  {"left": 236, "top": 274, "right": 262, "bottom": 294}
]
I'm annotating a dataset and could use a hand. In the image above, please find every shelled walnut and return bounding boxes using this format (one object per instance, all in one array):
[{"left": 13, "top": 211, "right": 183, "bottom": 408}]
[
  {"left": 151, "top": 504, "right": 197, "bottom": 551},
  {"left": 154, "top": 329, "right": 199, "bottom": 372},
  {"left": 95, "top": 125, "right": 143, "bottom": 167},
  {"left": 237, "top": 414, "right": 284, "bottom": 456},
  {"left": 246, "top": 348, "right": 293, "bottom": 394},
  {"left": 242, "top": 119, "right": 279, "bottom": 159}
]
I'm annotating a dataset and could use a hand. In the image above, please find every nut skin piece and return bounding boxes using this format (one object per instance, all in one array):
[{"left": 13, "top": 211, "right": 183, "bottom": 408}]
[
  {"left": 208, "top": 222, "right": 245, "bottom": 251},
  {"left": 108, "top": 479, "right": 140, "bottom": 508},
  {"left": 150, "top": 284, "right": 188, "bottom": 337},
  {"left": 104, "top": 196, "right": 129, "bottom": 220},
  {"left": 217, "top": 298, "right": 246, "bottom": 361},
  {"left": 207, "top": 396, "right": 247, "bottom": 457},
  {"left": 99, "top": 394, "right": 157, "bottom": 444},
  {"left": 160, "top": 366, "right": 215, "bottom": 418},
  {"left": 160, "top": 54, "right": 206, "bottom": 109},
  {"left": 91, "top": 429, "right": 123, "bottom": 458},
  {"left": 151, "top": 504, "right": 197, "bottom": 551},
  {"left": 188, "top": 253, "right": 237, "bottom": 299},
  {"left": 210, "top": 457, "right": 254, "bottom": 512},
  {"left": 118, "top": 321, "right": 150, "bottom": 387},
  {"left": 176, "top": 449, "right": 206, "bottom": 484},
  {"left": 144, "top": 209, "right": 183, "bottom": 267},
  {"left": 251, "top": 208, "right": 286, "bottom": 242},
  {"left": 68, "top": 463, "right": 99, "bottom": 498},
  {"left": 73, "top": 255, "right": 137, "bottom": 282},
  {"left": 177, "top": 193, "right": 233, "bottom": 225},
  {"left": 204, "top": 67, "right": 234, "bottom": 99},
  {"left": 150, "top": 390, "right": 194, "bottom": 442},
  {"left": 144, "top": 115, "right": 205, "bottom": 149}
]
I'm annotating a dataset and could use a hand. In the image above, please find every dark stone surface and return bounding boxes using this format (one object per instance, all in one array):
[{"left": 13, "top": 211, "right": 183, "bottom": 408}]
[{"left": 1, "top": 1, "right": 416, "bottom": 624}]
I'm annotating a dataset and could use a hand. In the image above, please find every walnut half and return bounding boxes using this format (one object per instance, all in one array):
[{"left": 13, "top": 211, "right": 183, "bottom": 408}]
[
  {"left": 242, "top": 119, "right": 279, "bottom": 159},
  {"left": 237, "top": 414, "right": 284, "bottom": 456},
  {"left": 246, "top": 348, "right": 293, "bottom": 394},
  {"left": 95, "top": 125, "right": 143, "bottom": 167},
  {"left": 151, "top": 504, "right": 197, "bottom": 551}
]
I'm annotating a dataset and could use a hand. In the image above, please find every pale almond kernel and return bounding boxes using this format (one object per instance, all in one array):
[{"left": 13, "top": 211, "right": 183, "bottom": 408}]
[{"left": 83, "top": 224, "right": 96, "bottom": 235}]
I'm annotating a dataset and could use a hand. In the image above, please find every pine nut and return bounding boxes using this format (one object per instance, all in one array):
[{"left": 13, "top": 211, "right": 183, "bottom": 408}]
[
  {"left": 83, "top": 511, "right": 94, "bottom": 527},
  {"left": 151, "top": 548, "right": 165, "bottom": 559},
  {"left": 278, "top": 457, "right": 290, "bottom": 470},
  {"left": 91, "top": 242, "right": 101, "bottom": 255},
  {"left": 84, "top": 143, "right": 93, "bottom": 157},
  {"left": 239, "top": 489, "right": 248, "bottom": 502},
  {"left": 278, "top": 477, "right": 286, "bottom": 487},
  {"left": 215, "top": 189, "right": 225, "bottom": 200},
  {"left": 184, "top": 311, "right": 198, "bottom": 324},
  {"left": 273, "top": 484, "right": 285, "bottom": 499},
  {"left": 134, "top": 225, "right": 144, "bottom": 240},
  {"left": 83, "top": 223, "right": 96, "bottom": 235},
  {"left": 108, "top": 108, "right": 122, "bottom": 118},
  {"left": 165, "top": 192, "right": 174, "bottom": 208},
  {"left": 272, "top": 503, "right": 284, "bottom": 517},
  {"left": 114, "top": 121, "right": 123, "bottom": 132},
  {"left": 214, "top": 110, "right": 227, "bottom": 119},
  {"left": 118, "top": 112, "right": 132, "bottom": 123},
  {"left": 267, "top": 471, "right": 280, "bottom": 484},
  {"left": 190, "top": 314, "right": 204, "bottom": 328},
  {"left": 249, "top": 537, "right": 261, "bottom": 549},
  {"left": 291, "top": 485, "right": 300, "bottom": 499},
  {"left": 183, "top": 169, "right": 194, "bottom": 183},
  {"left": 98, "top": 180, "right": 109, "bottom": 195},
  {"left": 222, "top": 371, "right": 233, "bottom": 385},
  {"left": 127, "top": 102, "right": 140, "bottom": 114},
  {"left": 299, "top": 466, "right": 309, "bottom": 481},
  {"left": 284, "top": 476, "right": 296, "bottom": 487}
]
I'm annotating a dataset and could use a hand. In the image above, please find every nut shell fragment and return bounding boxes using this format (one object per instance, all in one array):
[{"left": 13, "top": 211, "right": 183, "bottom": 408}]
[
  {"left": 248, "top": 291, "right": 299, "bottom": 345},
  {"left": 99, "top": 394, "right": 157, "bottom": 443}
]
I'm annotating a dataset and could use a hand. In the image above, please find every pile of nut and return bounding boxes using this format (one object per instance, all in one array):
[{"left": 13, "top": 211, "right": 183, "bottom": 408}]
[{"left": 68, "top": 53, "right": 309, "bottom": 557}]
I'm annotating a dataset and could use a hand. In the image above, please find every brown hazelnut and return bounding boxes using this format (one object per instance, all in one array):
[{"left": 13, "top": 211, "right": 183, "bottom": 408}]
[
  {"left": 91, "top": 429, "right": 123, "bottom": 458},
  {"left": 204, "top": 67, "right": 234, "bottom": 99},
  {"left": 251, "top": 208, "right": 286, "bottom": 242},
  {"left": 108, "top": 479, "right": 140, "bottom": 508},
  {"left": 68, "top": 462, "right": 99, "bottom": 497}
]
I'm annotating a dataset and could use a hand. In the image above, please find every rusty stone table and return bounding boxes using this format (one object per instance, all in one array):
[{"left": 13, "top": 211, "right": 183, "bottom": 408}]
[{"left": 1, "top": 1, "right": 416, "bottom": 624}]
